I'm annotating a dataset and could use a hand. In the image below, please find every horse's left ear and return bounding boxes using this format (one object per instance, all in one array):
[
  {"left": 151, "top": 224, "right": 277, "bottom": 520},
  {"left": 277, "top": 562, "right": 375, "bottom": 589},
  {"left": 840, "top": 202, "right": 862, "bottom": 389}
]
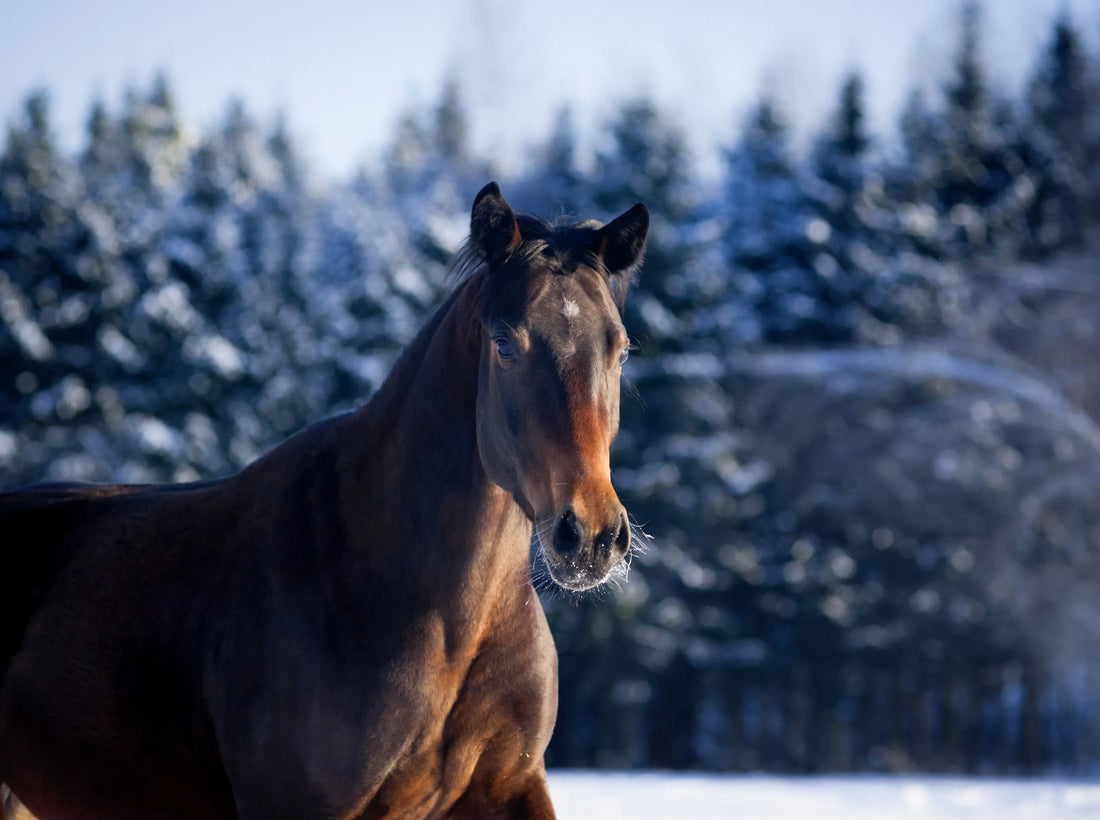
[
  {"left": 595, "top": 203, "right": 649, "bottom": 307},
  {"left": 470, "top": 181, "right": 522, "bottom": 264}
]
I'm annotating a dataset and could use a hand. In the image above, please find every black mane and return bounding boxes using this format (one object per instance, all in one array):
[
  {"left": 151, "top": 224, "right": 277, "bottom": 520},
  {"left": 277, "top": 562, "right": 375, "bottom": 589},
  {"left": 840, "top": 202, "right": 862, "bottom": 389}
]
[{"left": 448, "top": 213, "right": 607, "bottom": 285}]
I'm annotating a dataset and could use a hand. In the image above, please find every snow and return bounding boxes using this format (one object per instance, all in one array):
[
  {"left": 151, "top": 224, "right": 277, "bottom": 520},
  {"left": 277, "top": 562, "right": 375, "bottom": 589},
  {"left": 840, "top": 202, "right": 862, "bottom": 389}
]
[
  {"left": 192, "top": 333, "right": 245, "bottom": 380},
  {"left": 547, "top": 771, "right": 1100, "bottom": 820},
  {"left": 134, "top": 415, "right": 183, "bottom": 457},
  {"left": 726, "top": 346, "right": 1100, "bottom": 455}
]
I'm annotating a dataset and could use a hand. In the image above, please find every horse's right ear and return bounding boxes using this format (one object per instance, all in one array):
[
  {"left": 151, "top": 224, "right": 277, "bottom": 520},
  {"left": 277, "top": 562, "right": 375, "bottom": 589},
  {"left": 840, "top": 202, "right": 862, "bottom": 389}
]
[{"left": 470, "top": 182, "right": 522, "bottom": 263}]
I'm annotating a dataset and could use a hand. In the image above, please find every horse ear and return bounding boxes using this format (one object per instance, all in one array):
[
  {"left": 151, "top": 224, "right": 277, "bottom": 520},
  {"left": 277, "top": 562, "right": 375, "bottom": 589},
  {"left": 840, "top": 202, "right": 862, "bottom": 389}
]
[
  {"left": 594, "top": 202, "right": 649, "bottom": 306},
  {"left": 470, "top": 182, "right": 522, "bottom": 263}
]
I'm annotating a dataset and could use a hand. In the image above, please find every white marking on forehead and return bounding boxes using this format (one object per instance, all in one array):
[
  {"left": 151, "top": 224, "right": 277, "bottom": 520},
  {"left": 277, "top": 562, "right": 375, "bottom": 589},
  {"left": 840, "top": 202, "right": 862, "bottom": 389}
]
[{"left": 562, "top": 297, "right": 580, "bottom": 320}]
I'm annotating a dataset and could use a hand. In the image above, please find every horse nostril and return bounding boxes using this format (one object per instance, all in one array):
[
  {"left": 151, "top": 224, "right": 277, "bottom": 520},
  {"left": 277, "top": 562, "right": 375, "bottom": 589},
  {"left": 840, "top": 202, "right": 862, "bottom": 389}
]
[
  {"left": 594, "top": 511, "right": 629, "bottom": 559},
  {"left": 553, "top": 508, "right": 582, "bottom": 557},
  {"left": 615, "top": 511, "right": 630, "bottom": 553}
]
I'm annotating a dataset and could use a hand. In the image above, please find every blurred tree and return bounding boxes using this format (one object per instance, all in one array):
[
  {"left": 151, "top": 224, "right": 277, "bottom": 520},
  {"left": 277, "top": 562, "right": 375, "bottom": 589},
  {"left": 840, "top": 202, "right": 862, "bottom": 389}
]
[
  {"left": 384, "top": 111, "right": 432, "bottom": 198},
  {"left": 1023, "top": 12, "right": 1091, "bottom": 251},
  {"left": 0, "top": 90, "right": 71, "bottom": 334},
  {"left": 892, "top": 88, "right": 942, "bottom": 234},
  {"left": 312, "top": 172, "right": 432, "bottom": 410},
  {"left": 100, "top": 97, "right": 302, "bottom": 478},
  {"left": 939, "top": 0, "right": 991, "bottom": 244},
  {"left": 723, "top": 93, "right": 830, "bottom": 343},
  {"left": 80, "top": 99, "right": 125, "bottom": 209},
  {"left": 239, "top": 116, "right": 327, "bottom": 435},
  {"left": 383, "top": 81, "right": 487, "bottom": 274},
  {"left": 75, "top": 76, "right": 190, "bottom": 390},
  {"left": 0, "top": 91, "right": 106, "bottom": 481},
  {"left": 811, "top": 73, "right": 871, "bottom": 227},
  {"left": 120, "top": 74, "right": 188, "bottom": 208},
  {"left": 804, "top": 71, "right": 887, "bottom": 340},
  {"left": 432, "top": 78, "right": 468, "bottom": 167},
  {"left": 935, "top": 1, "right": 1028, "bottom": 255},
  {"left": 517, "top": 106, "right": 585, "bottom": 216},
  {"left": 592, "top": 97, "right": 699, "bottom": 356}
]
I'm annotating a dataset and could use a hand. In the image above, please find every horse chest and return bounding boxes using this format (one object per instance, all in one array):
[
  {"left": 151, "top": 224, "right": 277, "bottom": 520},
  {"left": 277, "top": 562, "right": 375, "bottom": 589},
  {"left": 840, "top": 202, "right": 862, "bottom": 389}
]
[{"left": 357, "top": 593, "right": 558, "bottom": 820}]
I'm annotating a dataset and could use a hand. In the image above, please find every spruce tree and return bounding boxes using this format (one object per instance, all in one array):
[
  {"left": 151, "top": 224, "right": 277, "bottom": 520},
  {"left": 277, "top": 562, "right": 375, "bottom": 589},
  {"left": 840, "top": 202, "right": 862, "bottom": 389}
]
[
  {"left": 723, "top": 94, "right": 828, "bottom": 343},
  {"left": 894, "top": 89, "right": 941, "bottom": 210},
  {"left": 519, "top": 106, "right": 584, "bottom": 216},
  {"left": 0, "top": 92, "right": 68, "bottom": 408},
  {"left": 936, "top": 1, "right": 1023, "bottom": 254},
  {"left": 0, "top": 92, "right": 138, "bottom": 483},
  {"left": 811, "top": 73, "right": 871, "bottom": 236},
  {"left": 432, "top": 78, "right": 468, "bottom": 167},
  {"left": 805, "top": 71, "right": 884, "bottom": 339},
  {"left": 1024, "top": 12, "right": 1091, "bottom": 249},
  {"left": 592, "top": 97, "right": 696, "bottom": 355}
]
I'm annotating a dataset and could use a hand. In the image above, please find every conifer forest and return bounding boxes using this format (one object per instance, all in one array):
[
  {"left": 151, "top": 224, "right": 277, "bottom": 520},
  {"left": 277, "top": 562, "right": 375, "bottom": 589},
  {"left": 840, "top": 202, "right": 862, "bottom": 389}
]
[{"left": 3, "top": 4, "right": 1100, "bottom": 775}]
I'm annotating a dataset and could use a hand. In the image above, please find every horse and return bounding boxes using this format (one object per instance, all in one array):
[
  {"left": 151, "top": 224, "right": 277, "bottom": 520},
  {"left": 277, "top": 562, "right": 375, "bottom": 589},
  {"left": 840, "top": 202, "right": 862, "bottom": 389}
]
[{"left": 0, "top": 182, "right": 648, "bottom": 820}]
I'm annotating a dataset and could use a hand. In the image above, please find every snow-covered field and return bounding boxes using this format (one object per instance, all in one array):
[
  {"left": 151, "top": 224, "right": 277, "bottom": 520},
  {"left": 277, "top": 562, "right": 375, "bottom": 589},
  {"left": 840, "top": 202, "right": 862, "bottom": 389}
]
[{"left": 548, "top": 771, "right": 1100, "bottom": 819}]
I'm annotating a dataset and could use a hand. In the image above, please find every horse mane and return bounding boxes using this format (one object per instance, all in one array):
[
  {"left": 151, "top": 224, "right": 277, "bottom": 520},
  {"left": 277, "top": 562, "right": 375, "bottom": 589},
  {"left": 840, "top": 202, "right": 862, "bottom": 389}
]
[{"left": 447, "top": 214, "right": 607, "bottom": 286}]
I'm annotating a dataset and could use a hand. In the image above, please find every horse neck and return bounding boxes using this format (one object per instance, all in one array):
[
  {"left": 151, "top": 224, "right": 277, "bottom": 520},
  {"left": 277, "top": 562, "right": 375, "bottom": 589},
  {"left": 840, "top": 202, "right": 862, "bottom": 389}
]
[{"left": 344, "top": 274, "right": 531, "bottom": 583}]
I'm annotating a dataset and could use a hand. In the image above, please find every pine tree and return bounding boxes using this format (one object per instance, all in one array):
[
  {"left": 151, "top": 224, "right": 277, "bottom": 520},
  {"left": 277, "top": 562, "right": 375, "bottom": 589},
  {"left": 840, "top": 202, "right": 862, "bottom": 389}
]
[
  {"left": 593, "top": 98, "right": 691, "bottom": 220},
  {"left": 895, "top": 89, "right": 941, "bottom": 208},
  {"left": 0, "top": 92, "right": 141, "bottom": 483},
  {"left": 245, "top": 117, "right": 327, "bottom": 434},
  {"left": 312, "top": 176, "right": 409, "bottom": 407},
  {"left": 0, "top": 92, "right": 68, "bottom": 405},
  {"left": 315, "top": 86, "right": 488, "bottom": 415},
  {"left": 432, "top": 78, "right": 468, "bottom": 167},
  {"left": 880, "top": 88, "right": 955, "bottom": 273},
  {"left": 384, "top": 112, "right": 431, "bottom": 198},
  {"left": 936, "top": 0, "right": 1026, "bottom": 254},
  {"left": 724, "top": 96, "right": 803, "bottom": 269},
  {"left": 120, "top": 73, "right": 188, "bottom": 206},
  {"left": 591, "top": 97, "right": 697, "bottom": 355},
  {"left": 383, "top": 82, "right": 487, "bottom": 274},
  {"left": 77, "top": 78, "right": 190, "bottom": 366},
  {"left": 1028, "top": 14, "right": 1089, "bottom": 168},
  {"left": 80, "top": 99, "right": 125, "bottom": 208},
  {"left": 940, "top": 1, "right": 990, "bottom": 234},
  {"left": 804, "top": 71, "right": 886, "bottom": 338},
  {"left": 111, "top": 98, "right": 259, "bottom": 475},
  {"left": 1086, "top": 44, "right": 1100, "bottom": 225},
  {"left": 519, "top": 106, "right": 584, "bottom": 216},
  {"left": 810, "top": 73, "right": 871, "bottom": 236},
  {"left": 723, "top": 94, "right": 828, "bottom": 343},
  {"left": 1024, "top": 12, "right": 1091, "bottom": 250},
  {"left": 0, "top": 92, "right": 72, "bottom": 293}
]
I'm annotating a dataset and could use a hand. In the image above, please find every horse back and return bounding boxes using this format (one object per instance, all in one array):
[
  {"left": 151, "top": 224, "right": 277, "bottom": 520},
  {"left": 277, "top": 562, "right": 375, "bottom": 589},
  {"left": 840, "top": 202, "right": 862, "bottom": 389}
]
[{"left": 0, "top": 483, "right": 149, "bottom": 682}]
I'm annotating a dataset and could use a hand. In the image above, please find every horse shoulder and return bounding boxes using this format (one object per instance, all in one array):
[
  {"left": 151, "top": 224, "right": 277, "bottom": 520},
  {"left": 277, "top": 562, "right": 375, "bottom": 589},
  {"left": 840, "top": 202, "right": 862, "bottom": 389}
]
[
  {"left": 422, "top": 585, "right": 559, "bottom": 818},
  {"left": 215, "top": 576, "right": 558, "bottom": 820}
]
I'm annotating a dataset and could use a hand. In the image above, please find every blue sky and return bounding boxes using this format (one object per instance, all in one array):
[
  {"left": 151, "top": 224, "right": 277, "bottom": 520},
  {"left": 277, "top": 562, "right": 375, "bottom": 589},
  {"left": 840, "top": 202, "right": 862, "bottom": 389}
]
[{"left": 2, "top": 1, "right": 1096, "bottom": 179}]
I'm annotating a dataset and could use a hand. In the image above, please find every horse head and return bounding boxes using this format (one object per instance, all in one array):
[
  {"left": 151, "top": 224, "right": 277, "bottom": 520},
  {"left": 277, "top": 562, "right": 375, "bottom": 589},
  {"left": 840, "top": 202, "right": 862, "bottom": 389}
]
[{"left": 468, "top": 182, "right": 648, "bottom": 591}]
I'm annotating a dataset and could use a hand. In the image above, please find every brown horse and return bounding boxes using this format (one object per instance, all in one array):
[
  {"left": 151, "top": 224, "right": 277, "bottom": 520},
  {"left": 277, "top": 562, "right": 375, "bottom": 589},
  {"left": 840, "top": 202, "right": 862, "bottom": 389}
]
[{"left": 0, "top": 183, "right": 648, "bottom": 820}]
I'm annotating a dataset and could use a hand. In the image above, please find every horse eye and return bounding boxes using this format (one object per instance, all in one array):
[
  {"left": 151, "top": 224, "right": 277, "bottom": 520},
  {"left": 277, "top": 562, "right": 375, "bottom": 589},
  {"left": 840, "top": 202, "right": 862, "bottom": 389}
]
[
  {"left": 494, "top": 336, "right": 517, "bottom": 361},
  {"left": 618, "top": 346, "right": 630, "bottom": 367}
]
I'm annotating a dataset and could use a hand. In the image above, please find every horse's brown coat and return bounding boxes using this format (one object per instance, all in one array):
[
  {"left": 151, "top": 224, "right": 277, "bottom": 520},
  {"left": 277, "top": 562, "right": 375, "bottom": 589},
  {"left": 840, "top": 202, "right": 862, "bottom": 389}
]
[{"left": 0, "top": 183, "right": 647, "bottom": 820}]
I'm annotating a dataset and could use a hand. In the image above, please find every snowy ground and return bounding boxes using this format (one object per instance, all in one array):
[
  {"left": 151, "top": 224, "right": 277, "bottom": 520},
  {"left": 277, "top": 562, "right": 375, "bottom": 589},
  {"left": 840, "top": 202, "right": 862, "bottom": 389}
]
[{"left": 547, "top": 771, "right": 1100, "bottom": 819}]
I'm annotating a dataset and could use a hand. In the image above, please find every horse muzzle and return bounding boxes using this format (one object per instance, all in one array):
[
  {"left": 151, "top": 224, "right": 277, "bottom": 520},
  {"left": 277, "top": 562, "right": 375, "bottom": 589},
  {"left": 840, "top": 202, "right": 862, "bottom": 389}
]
[{"left": 539, "top": 497, "right": 631, "bottom": 591}]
